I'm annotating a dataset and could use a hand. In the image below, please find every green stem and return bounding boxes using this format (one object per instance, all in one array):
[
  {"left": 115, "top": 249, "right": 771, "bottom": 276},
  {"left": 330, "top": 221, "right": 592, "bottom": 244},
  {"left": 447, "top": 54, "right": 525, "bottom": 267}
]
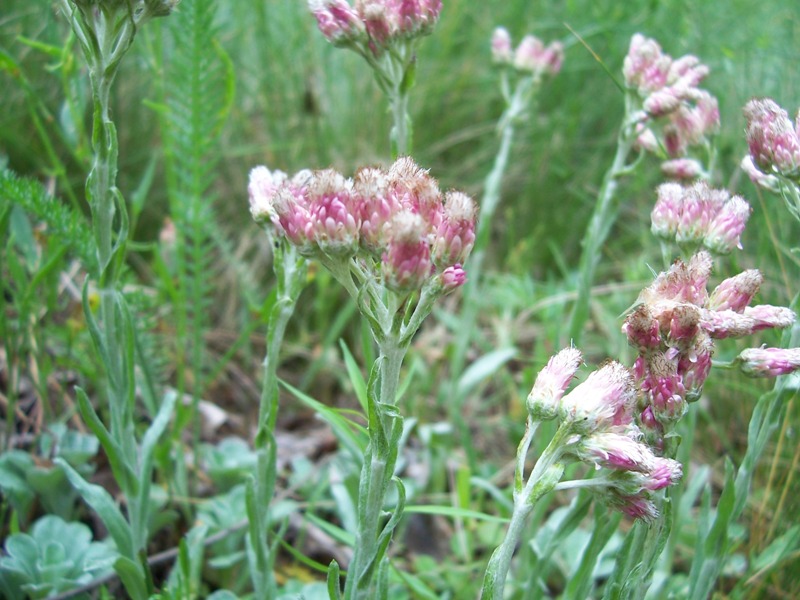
[
  {"left": 249, "top": 242, "right": 306, "bottom": 597},
  {"left": 389, "top": 82, "right": 411, "bottom": 158},
  {"left": 568, "top": 103, "right": 636, "bottom": 344},
  {"left": 482, "top": 424, "right": 570, "bottom": 599},
  {"left": 343, "top": 335, "right": 408, "bottom": 600}
]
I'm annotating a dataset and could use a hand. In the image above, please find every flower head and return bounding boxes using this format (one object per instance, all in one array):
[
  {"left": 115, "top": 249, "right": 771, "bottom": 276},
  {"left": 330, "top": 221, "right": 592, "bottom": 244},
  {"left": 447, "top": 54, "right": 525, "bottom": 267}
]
[
  {"left": 737, "top": 347, "right": 800, "bottom": 378},
  {"left": 382, "top": 211, "right": 433, "bottom": 291},
  {"left": 310, "top": 0, "right": 365, "bottom": 45},
  {"left": 491, "top": 29, "right": 563, "bottom": 76},
  {"left": 558, "top": 361, "right": 636, "bottom": 433},
  {"left": 744, "top": 98, "right": 800, "bottom": 176},
  {"left": 650, "top": 182, "right": 751, "bottom": 254},
  {"left": 432, "top": 191, "right": 477, "bottom": 267},
  {"left": 491, "top": 27, "right": 513, "bottom": 63},
  {"left": 708, "top": 270, "right": 763, "bottom": 312},
  {"left": 439, "top": 264, "right": 467, "bottom": 292},
  {"left": 527, "top": 347, "right": 583, "bottom": 420}
]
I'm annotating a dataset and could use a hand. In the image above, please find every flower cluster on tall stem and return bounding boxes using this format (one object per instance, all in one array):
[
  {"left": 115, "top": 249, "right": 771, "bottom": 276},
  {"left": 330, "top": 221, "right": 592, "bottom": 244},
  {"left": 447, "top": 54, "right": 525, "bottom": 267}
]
[
  {"left": 482, "top": 348, "right": 683, "bottom": 600},
  {"left": 624, "top": 251, "right": 797, "bottom": 451},
  {"left": 249, "top": 157, "right": 475, "bottom": 598},
  {"left": 309, "top": 0, "right": 443, "bottom": 156},
  {"left": 623, "top": 33, "right": 719, "bottom": 181},
  {"left": 568, "top": 33, "right": 718, "bottom": 344},
  {"left": 490, "top": 27, "right": 564, "bottom": 79},
  {"left": 441, "top": 26, "right": 565, "bottom": 470}
]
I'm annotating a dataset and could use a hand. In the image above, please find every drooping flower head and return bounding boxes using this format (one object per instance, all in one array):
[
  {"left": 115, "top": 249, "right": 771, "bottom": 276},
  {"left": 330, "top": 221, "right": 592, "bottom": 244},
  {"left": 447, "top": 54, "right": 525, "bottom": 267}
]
[{"left": 737, "top": 347, "right": 800, "bottom": 378}]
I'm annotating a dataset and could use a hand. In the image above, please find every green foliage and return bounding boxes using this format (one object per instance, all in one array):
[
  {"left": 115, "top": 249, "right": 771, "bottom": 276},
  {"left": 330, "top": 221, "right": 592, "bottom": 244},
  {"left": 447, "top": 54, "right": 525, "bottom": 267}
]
[
  {"left": 0, "top": 424, "right": 99, "bottom": 522},
  {"left": 0, "top": 169, "right": 93, "bottom": 268},
  {"left": 0, "top": 514, "right": 116, "bottom": 599}
]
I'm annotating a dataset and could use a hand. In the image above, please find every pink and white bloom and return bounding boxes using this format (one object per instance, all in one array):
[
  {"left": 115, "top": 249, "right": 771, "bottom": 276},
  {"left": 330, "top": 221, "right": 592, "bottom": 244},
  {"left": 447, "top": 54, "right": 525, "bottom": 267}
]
[
  {"left": 248, "top": 166, "right": 289, "bottom": 224},
  {"left": 650, "top": 182, "right": 751, "bottom": 254},
  {"left": 527, "top": 347, "right": 583, "bottom": 420},
  {"left": 491, "top": 27, "right": 513, "bottom": 63},
  {"left": 382, "top": 211, "right": 433, "bottom": 291},
  {"left": 309, "top": 0, "right": 365, "bottom": 45},
  {"left": 558, "top": 361, "right": 636, "bottom": 433},
  {"left": 738, "top": 347, "right": 800, "bottom": 378},
  {"left": 432, "top": 191, "right": 477, "bottom": 267},
  {"left": 439, "top": 263, "right": 467, "bottom": 292},
  {"left": 661, "top": 158, "right": 704, "bottom": 180},
  {"left": 708, "top": 270, "right": 763, "bottom": 312},
  {"left": 743, "top": 98, "right": 800, "bottom": 176}
]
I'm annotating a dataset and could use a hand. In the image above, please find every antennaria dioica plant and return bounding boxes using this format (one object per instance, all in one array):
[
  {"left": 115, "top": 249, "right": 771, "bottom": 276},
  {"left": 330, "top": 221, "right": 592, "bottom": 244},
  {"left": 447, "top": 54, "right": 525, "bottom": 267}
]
[{"left": 49, "top": 1, "right": 179, "bottom": 597}]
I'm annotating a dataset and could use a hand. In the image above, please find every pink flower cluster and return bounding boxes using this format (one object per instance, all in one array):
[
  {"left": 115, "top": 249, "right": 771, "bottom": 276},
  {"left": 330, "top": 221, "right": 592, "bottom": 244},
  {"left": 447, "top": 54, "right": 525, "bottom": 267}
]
[
  {"left": 624, "top": 252, "right": 796, "bottom": 444},
  {"left": 623, "top": 34, "right": 719, "bottom": 178},
  {"left": 527, "top": 347, "right": 682, "bottom": 520},
  {"left": 248, "top": 158, "right": 476, "bottom": 293},
  {"left": 309, "top": 0, "right": 442, "bottom": 51},
  {"left": 650, "top": 181, "right": 751, "bottom": 254},
  {"left": 490, "top": 27, "right": 563, "bottom": 76},
  {"left": 742, "top": 98, "right": 800, "bottom": 181}
]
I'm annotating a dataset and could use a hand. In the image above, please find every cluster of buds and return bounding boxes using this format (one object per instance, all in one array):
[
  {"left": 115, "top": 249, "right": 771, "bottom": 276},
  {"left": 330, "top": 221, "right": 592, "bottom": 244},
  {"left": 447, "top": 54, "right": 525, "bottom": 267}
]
[
  {"left": 742, "top": 98, "right": 800, "bottom": 186},
  {"left": 309, "top": 0, "right": 442, "bottom": 54},
  {"left": 623, "top": 34, "right": 719, "bottom": 180},
  {"left": 248, "top": 157, "right": 476, "bottom": 294},
  {"left": 490, "top": 27, "right": 564, "bottom": 77},
  {"left": 623, "top": 251, "right": 796, "bottom": 448},
  {"left": 650, "top": 181, "right": 751, "bottom": 254},
  {"left": 527, "top": 348, "right": 682, "bottom": 520}
]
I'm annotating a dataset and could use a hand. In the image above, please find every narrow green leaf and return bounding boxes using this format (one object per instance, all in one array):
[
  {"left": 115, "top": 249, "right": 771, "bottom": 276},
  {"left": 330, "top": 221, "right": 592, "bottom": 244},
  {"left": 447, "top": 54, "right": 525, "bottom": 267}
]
[
  {"left": 280, "top": 379, "right": 367, "bottom": 458},
  {"left": 304, "top": 512, "right": 355, "bottom": 547},
  {"left": 74, "top": 387, "right": 138, "bottom": 496},
  {"left": 456, "top": 347, "right": 517, "bottom": 397},
  {"left": 114, "top": 556, "right": 148, "bottom": 600},
  {"left": 405, "top": 504, "right": 510, "bottom": 524},
  {"left": 55, "top": 459, "right": 135, "bottom": 560},
  {"left": 327, "top": 560, "right": 343, "bottom": 600},
  {"left": 340, "top": 339, "right": 368, "bottom": 413}
]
